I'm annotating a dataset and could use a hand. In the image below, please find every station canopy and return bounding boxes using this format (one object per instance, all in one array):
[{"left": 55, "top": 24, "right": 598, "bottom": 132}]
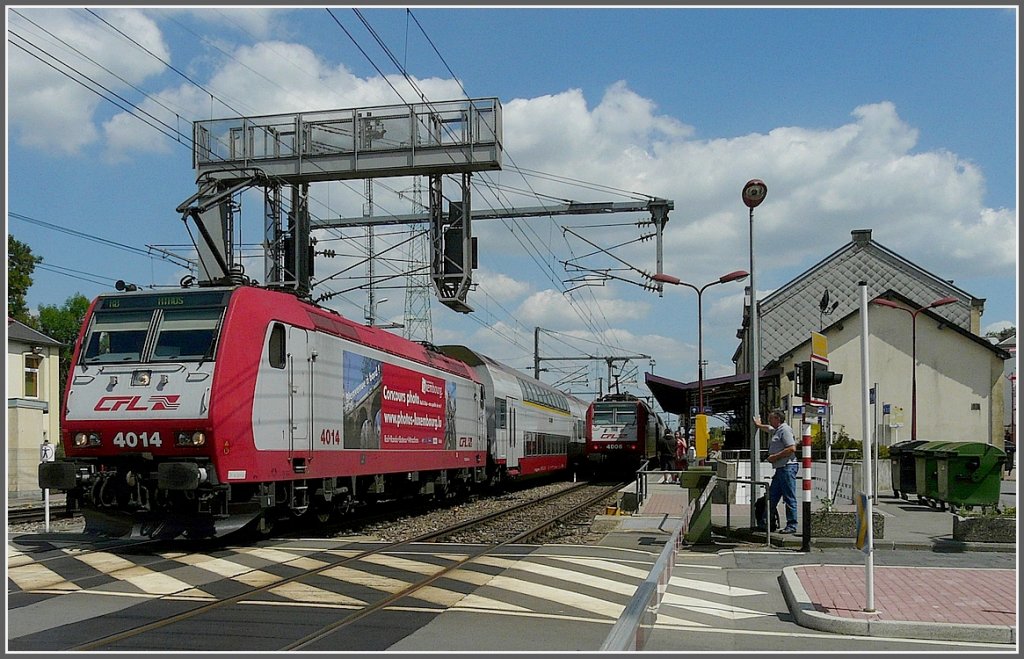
[{"left": 645, "top": 369, "right": 781, "bottom": 418}]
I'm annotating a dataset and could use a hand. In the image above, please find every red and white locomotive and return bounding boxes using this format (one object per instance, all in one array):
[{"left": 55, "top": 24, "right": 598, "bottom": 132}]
[
  {"left": 584, "top": 393, "right": 663, "bottom": 475},
  {"left": 39, "top": 285, "right": 588, "bottom": 538}
]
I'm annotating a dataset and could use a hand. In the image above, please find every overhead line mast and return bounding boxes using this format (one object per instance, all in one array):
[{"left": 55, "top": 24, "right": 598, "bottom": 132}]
[{"left": 176, "top": 99, "right": 673, "bottom": 314}]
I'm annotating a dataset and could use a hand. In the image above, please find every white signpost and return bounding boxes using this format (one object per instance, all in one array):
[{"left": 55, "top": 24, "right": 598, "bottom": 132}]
[{"left": 40, "top": 439, "right": 55, "bottom": 532}]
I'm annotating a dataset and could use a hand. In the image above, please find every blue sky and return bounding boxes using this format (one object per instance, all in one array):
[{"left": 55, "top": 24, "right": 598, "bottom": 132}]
[{"left": 6, "top": 6, "right": 1018, "bottom": 417}]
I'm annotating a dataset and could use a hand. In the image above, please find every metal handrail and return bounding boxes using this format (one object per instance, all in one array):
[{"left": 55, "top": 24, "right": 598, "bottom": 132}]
[
  {"left": 601, "top": 472, "right": 718, "bottom": 651},
  {"left": 716, "top": 476, "right": 771, "bottom": 544}
]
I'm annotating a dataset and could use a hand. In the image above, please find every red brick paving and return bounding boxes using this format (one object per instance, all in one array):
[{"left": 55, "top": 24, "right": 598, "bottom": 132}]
[{"left": 796, "top": 565, "right": 1017, "bottom": 626}]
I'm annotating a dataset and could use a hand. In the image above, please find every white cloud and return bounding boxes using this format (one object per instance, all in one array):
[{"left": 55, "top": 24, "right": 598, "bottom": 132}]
[
  {"left": 475, "top": 268, "right": 531, "bottom": 303},
  {"left": 8, "top": 8, "right": 168, "bottom": 154}
]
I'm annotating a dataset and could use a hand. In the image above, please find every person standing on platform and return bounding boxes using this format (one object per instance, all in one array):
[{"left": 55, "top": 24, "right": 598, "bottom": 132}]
[
  {"left": 673, "top": 429, "right": 689, "bottom": 483},
  {"left": 753, "top": 409, "right": 798, "bottom": 534},
  {"left": 658, "top": 430, "right": 675, "bottom": 483}
]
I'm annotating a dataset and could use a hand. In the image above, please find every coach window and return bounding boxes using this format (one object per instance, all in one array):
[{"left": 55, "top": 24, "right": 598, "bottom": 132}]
[
  {"left": 24, "top": 354, "right": 41, "bottom": 398},
  {"left": 269, "top": 323, "right": 286, "bottom": 369}
]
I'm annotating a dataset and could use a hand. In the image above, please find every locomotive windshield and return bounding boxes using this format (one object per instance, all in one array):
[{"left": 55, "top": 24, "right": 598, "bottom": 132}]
[
  {"left": 593, "top": 402, "right": 637, "bottom": 424},
  {"left": 81, "top": 291, "right": 229, "bottom": 364}
]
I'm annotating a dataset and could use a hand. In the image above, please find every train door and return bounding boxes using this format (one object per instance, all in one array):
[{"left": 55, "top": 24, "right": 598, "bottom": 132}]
[
  {"left": 288, "top": 327, "right": 313, "bottom": 470},
  {"left": 506, "top": 397, "right": 523, "bottom": 472}
]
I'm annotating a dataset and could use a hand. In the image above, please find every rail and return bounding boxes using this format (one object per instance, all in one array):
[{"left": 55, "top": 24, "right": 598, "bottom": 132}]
[
  {"left": 715, "top": 476, "right": 771, "bottom": 543},
  {"left": 600, "top": 467, "right": 718, "bottom": 651}
]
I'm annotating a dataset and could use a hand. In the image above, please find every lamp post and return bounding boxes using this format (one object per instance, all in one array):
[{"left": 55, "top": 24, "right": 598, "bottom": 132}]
[
  {"left": 652, "top": 270, "right": 749, "bottom": 412},
  {"left": 872, "top": 296, "right": 958, "bottom": 441},
  {"left": 742, "top": 179, "right": 766, "bottom": 526}
]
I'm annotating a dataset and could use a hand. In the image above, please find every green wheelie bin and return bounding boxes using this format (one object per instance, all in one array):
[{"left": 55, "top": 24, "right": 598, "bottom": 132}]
[
  {"left": 933, "top": 442, "right": 1006, "bottom": 513},
  {"left": 889, "top": 440, "right": 927, "bottom": 500},
  {"left": 912, "top": 441, "right": 954, "bottom": 508}
]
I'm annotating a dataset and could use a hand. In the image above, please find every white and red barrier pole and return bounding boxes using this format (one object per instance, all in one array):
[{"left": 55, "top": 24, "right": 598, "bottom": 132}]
[{"left": 801, "top": 424, "right": 813, "bottom": 552}]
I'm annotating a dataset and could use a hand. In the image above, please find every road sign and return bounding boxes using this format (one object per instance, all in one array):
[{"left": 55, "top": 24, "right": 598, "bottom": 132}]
[
  {"left": 811, "top": 331, "right": 828, "bottom": 361},
  {"left": 40, "top": 441, "right": 55, "bottom": 463}
]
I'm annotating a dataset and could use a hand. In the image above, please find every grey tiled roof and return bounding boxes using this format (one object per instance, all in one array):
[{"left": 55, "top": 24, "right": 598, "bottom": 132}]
[
  {"left": 6, "top": 317, "right": 63, "bottom": 346},
  {"left": 756, "top": 231, "right": 979, "bottom": 366}
]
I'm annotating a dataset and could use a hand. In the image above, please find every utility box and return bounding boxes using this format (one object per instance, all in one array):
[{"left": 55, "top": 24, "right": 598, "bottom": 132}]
[
  {"left": 712, "top": 459, "right": 738, "bottom": 504},
  {"left": 679, "top": 467, "right": 716, "bottom": 544}
]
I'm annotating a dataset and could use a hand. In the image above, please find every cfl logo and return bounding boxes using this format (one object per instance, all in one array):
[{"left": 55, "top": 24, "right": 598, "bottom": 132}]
[{"left": 94, "top": 395, "right": 181, "bottom": 412}]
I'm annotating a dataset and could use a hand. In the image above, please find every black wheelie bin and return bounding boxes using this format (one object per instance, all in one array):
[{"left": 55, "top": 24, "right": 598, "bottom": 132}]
[{"left": 889, "top": 440, "right": 927, "bottom": 500}]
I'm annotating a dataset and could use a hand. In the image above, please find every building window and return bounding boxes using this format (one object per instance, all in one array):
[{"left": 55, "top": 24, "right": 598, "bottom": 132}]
[{"left": 24, "top": 354, "right": 41, "bottom": 398}]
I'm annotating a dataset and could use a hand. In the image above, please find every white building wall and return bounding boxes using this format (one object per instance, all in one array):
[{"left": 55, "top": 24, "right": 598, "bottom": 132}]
[
  {"left": 7, "top": 339, "right": 61, "bottom": 498},
  {"left": 776, "top": 305, "right": 1003, "bottom": 450}
]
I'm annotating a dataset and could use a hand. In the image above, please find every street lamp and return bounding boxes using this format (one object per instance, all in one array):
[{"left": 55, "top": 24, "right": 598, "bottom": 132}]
[
  {"left": 653, "top": 270, "right": 749, "bottom": 412},
  {"left": 872, "top": 295, "right": 958, "bottom": 440},
  {"left": 742, "top": 179, "right": 766, "bottom": 527}
]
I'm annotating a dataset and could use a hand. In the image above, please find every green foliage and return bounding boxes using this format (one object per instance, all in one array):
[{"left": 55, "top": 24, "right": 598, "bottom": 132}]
[
  {"left": 36, "top": 293, "right": 90, "bottom": 403},
  {"left": 811, "top": 424, "right": 862, "bottom": 460},
  {"left": 959, "top": 506, "right": 1015, "bottom": 518},
  {"left": 8, "top": 235, "right": 41, "bottom": 325}
]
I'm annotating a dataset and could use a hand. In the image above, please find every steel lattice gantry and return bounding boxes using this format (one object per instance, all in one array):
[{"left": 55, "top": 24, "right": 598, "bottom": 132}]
[{"left": 176, "top": 98, "right": 502, "bottom": 305}]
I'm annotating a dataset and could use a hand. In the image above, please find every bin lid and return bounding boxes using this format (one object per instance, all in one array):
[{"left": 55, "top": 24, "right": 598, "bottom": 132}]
[
  {"left": 911, "top": 441, "right": 956, "bottom": 455},
  {"left": 890, "top": 440, "right": 928, "bottom": 455},
  {"left": 931, "top": 441, "right": 1006, "bottom": 458}
]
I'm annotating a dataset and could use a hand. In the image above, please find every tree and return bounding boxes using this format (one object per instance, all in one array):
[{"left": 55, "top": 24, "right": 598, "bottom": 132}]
[
  {"left": 8, "top": 235, "right": 41, "bottom": 325},
  {"left": 37, "top": 293, "right": 91, "bottom": 403}
]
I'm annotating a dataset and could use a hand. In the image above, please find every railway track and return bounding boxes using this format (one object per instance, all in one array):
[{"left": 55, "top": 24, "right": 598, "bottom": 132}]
[
  {"left": 65, "top": 480, "right": 627, "bottom": 652},
  {"left": 7, "top": 506, "right": 77, "bottom": 525}
]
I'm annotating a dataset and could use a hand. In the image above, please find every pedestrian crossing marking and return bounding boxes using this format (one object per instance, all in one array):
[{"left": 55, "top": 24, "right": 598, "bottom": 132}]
[
  {"left": 169, "top": 587, "right": 218, "bottom": 600},
  {"left": 478, "top": 573, "right": 624, "bottom": 618},
  {"left": 73, "top": 552, "right": 205, "bottom": 596},
  {"left": 661, "top": 592, "right": 770, "bottom": 619},
  {"left": 172, "top": 553, "right": 266, "bottom": 578},
  {"left": 238, "top": 547, "right": 330, "bottom": 570},
  {"left": 321, "top": 565, "right": 411, "bottom": 593},
  {"left": 406, "top": 584, "right": 469, "bottom": 607},
  {"left": 7, "top": 563, "right": 80, "bottom": 592},
  {"left": 269, "top": 581, "right": 366, "bottom": 606},
  {"left": 493, "top": 559, "right": 637, "bottom": 597},
  {"left": 668, "top": 576, "right": 765, "bottom": 597},
  {"left": 548, "top": 556, "right": 651, "bottom": 580},
  {"left": 359, "top": 553, "right": 451, "bottom": 576},
  {"left": 7, "top": 540, "right": 769, "bottom": 632},
  {"left": 7, "top": 547, "right": 34, "bottom": 568},
  {"left": 451, "top": 593, "right": 533, "bottom": 612},
  {"left": 76, "top": 552, "right": 137, "bottom": 573},
  {"left": 654, "top": 611, "right": 711, "bottom": 627},
  {"left": 105, "top": 565, "right": 195, "bottom": 596},
  {"left": 233, "top": 569, "right": 285, "bottom": 588},
  {"left": 443, "top": 567, "right": 495, "bottom": 586}
]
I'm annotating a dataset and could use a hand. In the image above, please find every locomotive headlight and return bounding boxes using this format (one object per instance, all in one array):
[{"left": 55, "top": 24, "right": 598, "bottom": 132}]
[
  {"left": 176, "top": 431, "right": 207, "bottom": 447},
  {"left": 74, "top": 432, "right": 101, "bottom": 447},
  {"left": 131, "top": 370, "right": 152, "bottom": 386}
]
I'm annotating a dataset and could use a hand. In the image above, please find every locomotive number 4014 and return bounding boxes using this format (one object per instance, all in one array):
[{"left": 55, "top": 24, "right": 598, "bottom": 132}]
[
  {"left": 112, "top": 431, "right": 163, "bottom": 448},
  {"left": 320, "top": 428, "right": 342, "bottom": 445}
]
